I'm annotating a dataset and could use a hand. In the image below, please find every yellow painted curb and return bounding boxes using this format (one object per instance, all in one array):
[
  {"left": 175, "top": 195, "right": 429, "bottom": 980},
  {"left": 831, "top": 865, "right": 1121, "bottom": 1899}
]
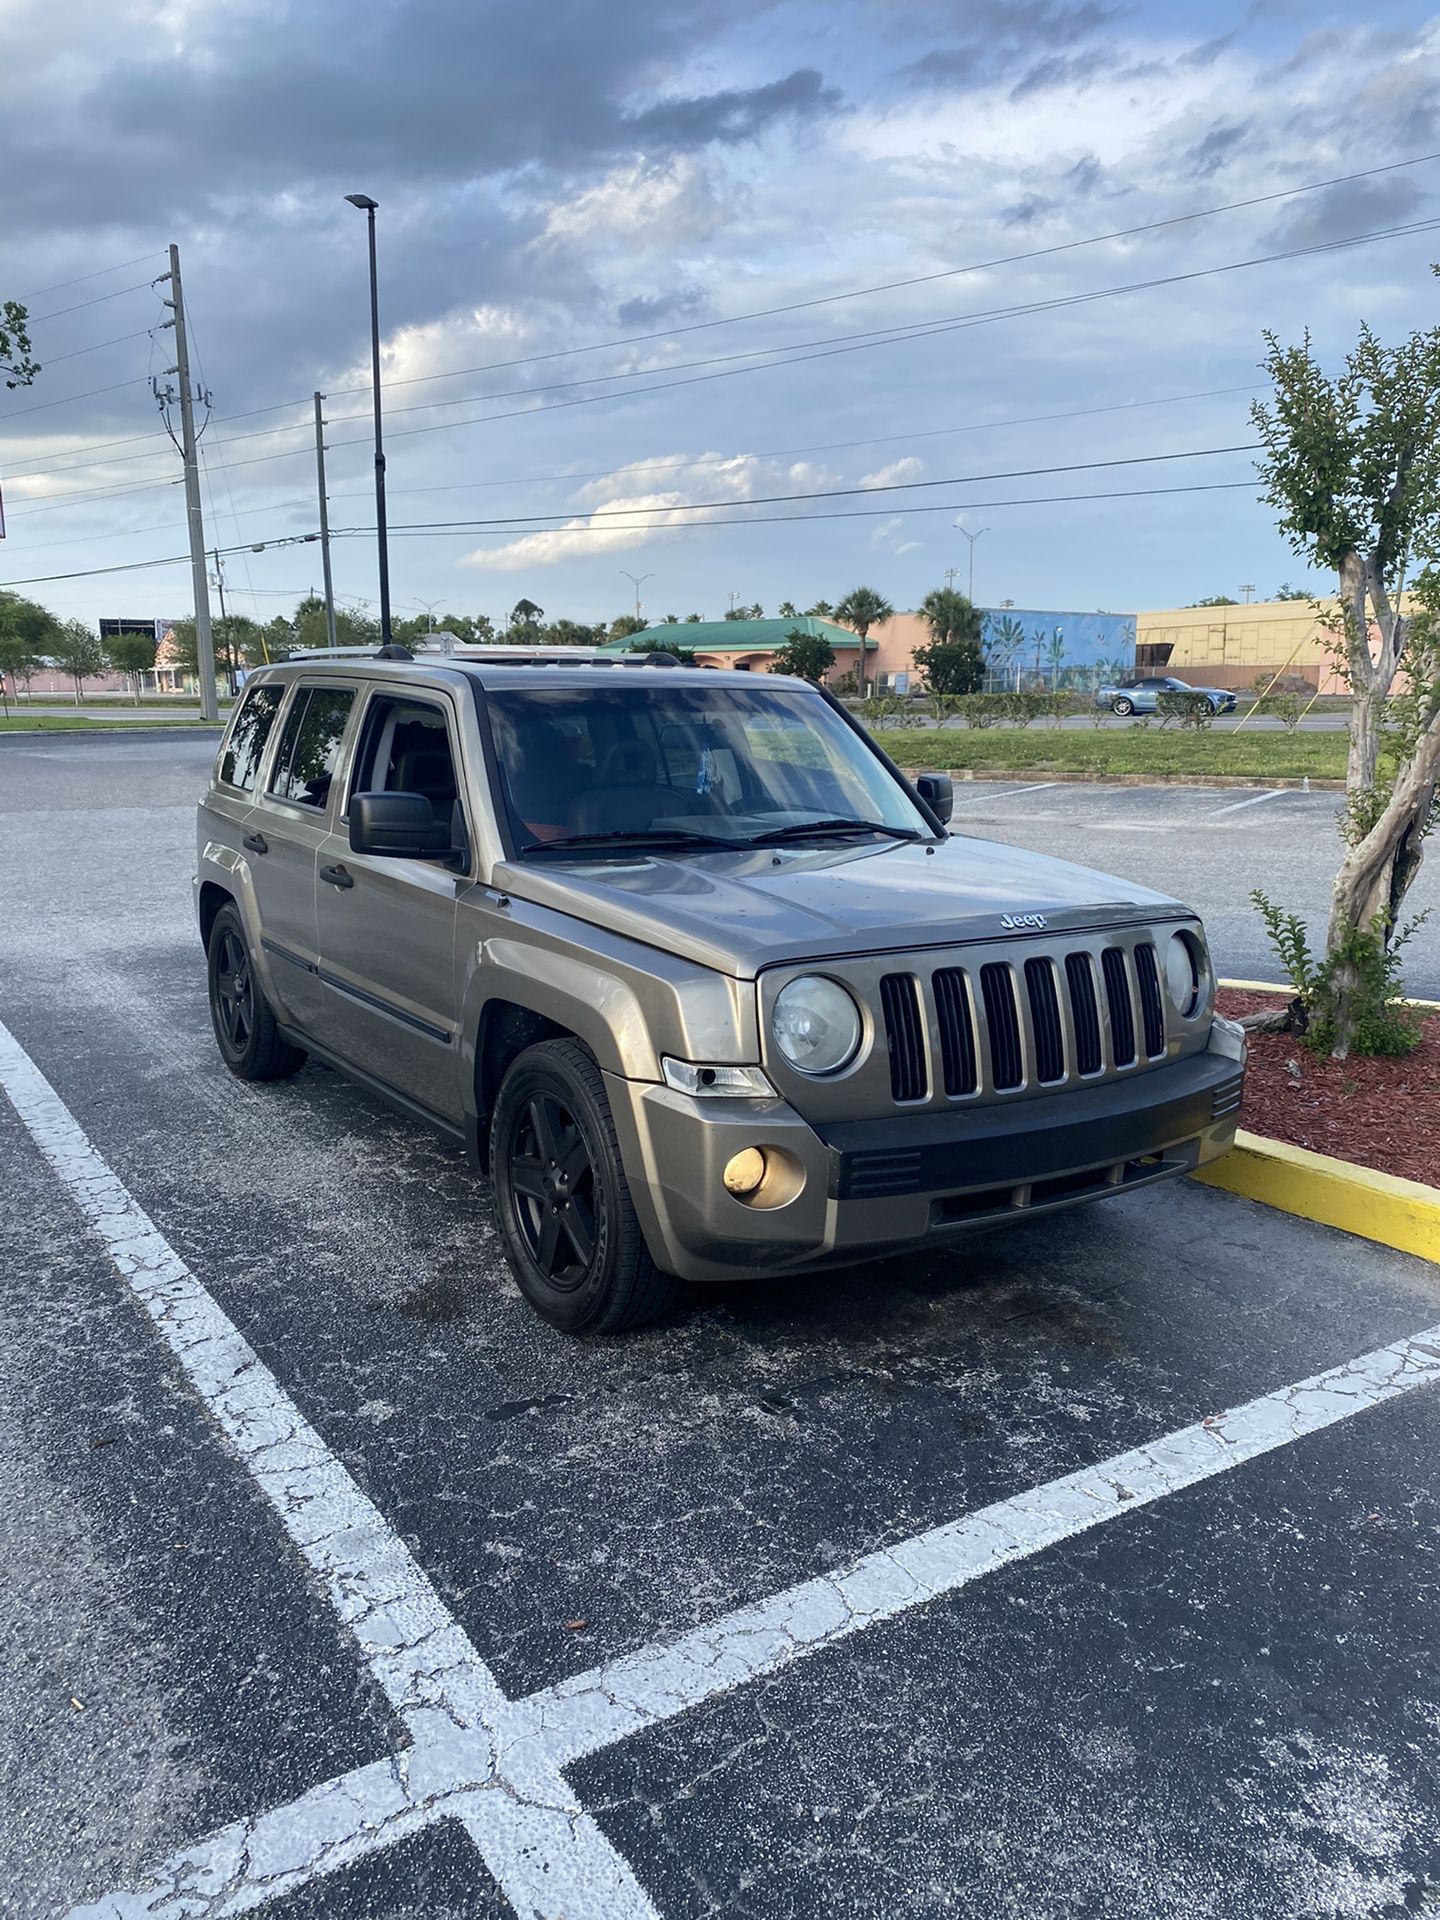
[
  {"left": 1193, "top": 1129, "right": 1440, "bottom": 1264},
  {"left": 1217, "top": 976, "right": 1440, "bottom": 1010}
]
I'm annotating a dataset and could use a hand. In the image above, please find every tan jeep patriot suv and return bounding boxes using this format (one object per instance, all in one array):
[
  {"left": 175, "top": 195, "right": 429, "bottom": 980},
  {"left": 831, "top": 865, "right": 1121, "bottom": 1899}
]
[{"left": 196, "top": 648, "right": 1245, "bottom": 1332}]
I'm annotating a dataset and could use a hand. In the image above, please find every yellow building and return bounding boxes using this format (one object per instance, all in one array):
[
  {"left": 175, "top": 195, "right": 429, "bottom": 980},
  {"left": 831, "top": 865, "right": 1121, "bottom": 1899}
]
[{"left": 1135, "top": 595, "right": 1412, "bottom": 694}]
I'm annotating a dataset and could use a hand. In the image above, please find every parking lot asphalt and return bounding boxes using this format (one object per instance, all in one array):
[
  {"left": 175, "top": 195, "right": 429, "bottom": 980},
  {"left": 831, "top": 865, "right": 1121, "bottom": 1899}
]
[{"left": 2, "top": 731, "right": 1438, "bottom": 1920}]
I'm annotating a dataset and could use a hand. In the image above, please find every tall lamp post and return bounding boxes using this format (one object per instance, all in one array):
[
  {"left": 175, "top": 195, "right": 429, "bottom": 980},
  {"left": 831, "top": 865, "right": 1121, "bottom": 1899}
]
[
  {"left": 954, "top": 522, "right": 991, "bottom": 603},
  {"left": 620, "top": 571, "right": 653, "bottom": 623},
  {"left": 344, "top": 193, "right": 393, "bottom": 648}
]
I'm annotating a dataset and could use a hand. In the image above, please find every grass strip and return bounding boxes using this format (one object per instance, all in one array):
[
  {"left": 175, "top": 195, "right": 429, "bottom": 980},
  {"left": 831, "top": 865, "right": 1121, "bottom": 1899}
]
[
  {"left": 870, "top": 726, "right": 1347, "bottom": 781},
  {"left": 0, "top": 716, "right": 223, "bottom": 733}
]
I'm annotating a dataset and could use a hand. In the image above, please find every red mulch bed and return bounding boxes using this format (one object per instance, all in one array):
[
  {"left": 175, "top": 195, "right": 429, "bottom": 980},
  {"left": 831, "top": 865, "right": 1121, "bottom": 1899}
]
[{"left": 1216, "top": 988, "right": 1440, "bottom": 1188}]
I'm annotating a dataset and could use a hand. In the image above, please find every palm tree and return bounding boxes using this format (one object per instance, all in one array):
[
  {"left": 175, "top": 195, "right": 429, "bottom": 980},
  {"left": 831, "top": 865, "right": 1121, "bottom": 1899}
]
[
  {"left": 777, "top": 600, "right": 799, "bottom": 618},
  {"left": 804, "top": 599, "right": 834, "bottom": 618},
  {"left": 919, "top": 586, "right": 981, "bottom": 647},
  {"left": 833, "top": 586, "right": 894, "bottom": 644}
]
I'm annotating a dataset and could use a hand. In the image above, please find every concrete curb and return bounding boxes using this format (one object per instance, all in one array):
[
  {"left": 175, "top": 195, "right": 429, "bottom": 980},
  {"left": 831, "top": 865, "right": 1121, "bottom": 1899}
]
[
  {"left": 1200, "top": 979, "right": 1438, "bottom": 1262},
  {"left": 1193, "top": 1129, "right": 1440, "bottom": 1264}
]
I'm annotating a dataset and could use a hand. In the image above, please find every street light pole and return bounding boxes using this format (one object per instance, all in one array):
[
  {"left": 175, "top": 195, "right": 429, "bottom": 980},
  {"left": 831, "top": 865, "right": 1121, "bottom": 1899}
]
[
  {"left": 955, "top": 523, "right": 991, "bottom": 603},
  {"left": 344, "top": 194, "right": 392, "bottom": 648},
  {"left": 621, "top": 571, "right": 653, "bottom": 622}
]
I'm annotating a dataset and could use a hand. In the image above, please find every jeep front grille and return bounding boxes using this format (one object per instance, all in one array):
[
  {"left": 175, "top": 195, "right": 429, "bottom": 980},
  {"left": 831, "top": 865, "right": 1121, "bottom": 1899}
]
[{"left": 877, "top": 937, "right": 1170, "bottom": 1106}]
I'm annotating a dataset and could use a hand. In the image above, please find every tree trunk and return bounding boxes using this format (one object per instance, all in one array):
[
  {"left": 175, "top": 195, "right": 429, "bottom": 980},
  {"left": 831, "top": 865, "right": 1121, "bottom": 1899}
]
[{"left": 1325, "top": 708, "right": 1440, "bottom": 1055}]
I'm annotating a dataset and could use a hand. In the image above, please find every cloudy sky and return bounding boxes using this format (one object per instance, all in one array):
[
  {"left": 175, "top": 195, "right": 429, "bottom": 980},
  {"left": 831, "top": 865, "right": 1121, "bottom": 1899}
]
[{"left": 3, "top": 0, "right": 1440, "bottom": 631}]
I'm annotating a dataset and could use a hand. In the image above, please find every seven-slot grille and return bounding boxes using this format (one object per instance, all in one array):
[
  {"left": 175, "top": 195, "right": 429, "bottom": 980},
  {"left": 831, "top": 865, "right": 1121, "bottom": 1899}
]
[{"left": 879, "top": 939, "right": 1171, "bottom": 1106}]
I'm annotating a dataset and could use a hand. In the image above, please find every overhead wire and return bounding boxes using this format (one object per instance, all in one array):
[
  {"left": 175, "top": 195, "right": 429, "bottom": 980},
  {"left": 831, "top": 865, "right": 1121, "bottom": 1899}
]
[
  {"left": 9, "top": 199, "right": 1436, "bottom": 494},
  {"left": 217, "top": 149, "right": 1440, "bottom": 416},
  {"left": 18, "top": 252, "right": 167, "bottom": 302}
]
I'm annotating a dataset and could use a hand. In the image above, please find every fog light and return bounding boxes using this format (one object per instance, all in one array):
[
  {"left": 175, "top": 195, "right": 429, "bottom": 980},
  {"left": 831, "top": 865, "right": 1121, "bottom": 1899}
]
[{"left": 723, "top": 1148, "right": 768, "bottom": 1195}]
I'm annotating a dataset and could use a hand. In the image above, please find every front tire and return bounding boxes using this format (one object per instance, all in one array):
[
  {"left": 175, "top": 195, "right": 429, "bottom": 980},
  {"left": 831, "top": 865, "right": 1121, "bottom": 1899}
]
[
  {"left": 1111, "top": 696, "right": 1134, "bottom": 716},
  {"left": 207, "top": 902, "right": 307, "bottom": 1082},
  {"left": 490, "top": 1038, "right": 677, "bottom": 1333}
]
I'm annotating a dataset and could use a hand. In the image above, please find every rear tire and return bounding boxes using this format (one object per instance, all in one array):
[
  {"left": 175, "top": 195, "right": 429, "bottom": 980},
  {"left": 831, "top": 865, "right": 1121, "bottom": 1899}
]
[
  {"left": 1111, "top": 696, "right": 1135, "bottom": 716},
  {"left": 490, "top": 1038, "right": 677, "bottom": 1333},
  {"left": 207, "top": 902, "right": 307, "bottom": 1082}
]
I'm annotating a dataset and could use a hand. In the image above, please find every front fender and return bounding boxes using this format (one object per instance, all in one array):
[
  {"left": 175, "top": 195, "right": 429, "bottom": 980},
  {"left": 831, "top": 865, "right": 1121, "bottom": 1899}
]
[{"left": 196, "top": 839, "right": 284, "bottom": 1008}]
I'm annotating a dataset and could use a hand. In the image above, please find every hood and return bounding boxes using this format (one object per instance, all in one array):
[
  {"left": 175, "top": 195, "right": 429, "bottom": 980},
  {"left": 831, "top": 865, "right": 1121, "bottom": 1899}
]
[{"left": 499, "top": 832, "right": 1191, "bottom": 978}]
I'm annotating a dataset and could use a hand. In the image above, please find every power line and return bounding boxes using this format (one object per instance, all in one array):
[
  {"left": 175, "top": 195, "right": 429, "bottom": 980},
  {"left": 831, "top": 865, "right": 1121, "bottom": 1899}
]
[
  {"left": 0, "top": 377, "right": 149, "bottom": 421},
  {"left": 380, "top": 442, "right": 1263, "bottom": 531},
  {"left": 28, "top": 281, "right": 160, "bottom": 323},
  {"left": 233, "top": 148, "right": 1440, "bottom": 414},
  {"left": 38, "top": 330, "right": 157, "bottom": 368},
  {"left": 17, "top": 253, "right": 167, "bottom": 302},
  {"left": 324, "top": 383, "right": 1269, "bottom": 505},
  {"left": 10, "top": 202, "right": 1433, "bottom": 491},
  {"left": 368, "top": 479, "right": 1262, "bottom": 541}
]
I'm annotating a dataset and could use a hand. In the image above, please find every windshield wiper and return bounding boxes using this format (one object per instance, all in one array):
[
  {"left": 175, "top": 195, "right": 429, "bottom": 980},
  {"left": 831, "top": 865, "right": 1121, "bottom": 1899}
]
[
  {"left": 522, "top": 826, "right": 750, "bottom": 855},
  {"left": 747, "top": 818, "right": 926, "bottom": 846}
]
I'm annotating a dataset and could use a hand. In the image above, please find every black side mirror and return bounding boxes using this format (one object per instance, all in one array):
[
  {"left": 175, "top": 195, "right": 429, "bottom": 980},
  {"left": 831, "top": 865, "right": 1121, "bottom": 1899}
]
[
  {"left": 914, "top": 772, "right": 954, "bottom": 825},
  {"left": 349, "top": 791, "right": 451, "bottom": 858}
]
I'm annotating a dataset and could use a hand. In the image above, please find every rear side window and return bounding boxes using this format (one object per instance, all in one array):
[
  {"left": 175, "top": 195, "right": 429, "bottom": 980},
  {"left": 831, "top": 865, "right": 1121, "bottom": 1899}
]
[
  {"left": 218, "top": 684, "right": 283, "bottom": 792},
  {"left": 267, "top": 687, "right": 356, "bottom": 811}
]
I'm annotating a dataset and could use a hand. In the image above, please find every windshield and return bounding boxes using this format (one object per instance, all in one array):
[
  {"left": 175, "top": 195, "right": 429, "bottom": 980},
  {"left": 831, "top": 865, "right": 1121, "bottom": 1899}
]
[{"left": 484, "top": 680, "right": 933, "bottom": 853}]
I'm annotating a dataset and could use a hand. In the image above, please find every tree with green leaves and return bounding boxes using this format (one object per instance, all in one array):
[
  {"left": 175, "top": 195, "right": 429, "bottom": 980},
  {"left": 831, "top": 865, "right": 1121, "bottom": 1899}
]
[
  {"left": 1251, "top": 312, "right": 1440, "bottom": 1055},
  {"left": 660, "top": 613, "right": 680, "bottom": 624},
  {"left": 777, "top": 601, "right": 799, "bottom": 618},
  {"left": 102, "top": 628, "right": 158, "bottom": 702},
  {"left": 833, "top": 586, "right": 893, "bottom": 648},
  {"left": 546, "top": 618, "right": 601, "bottom": 646},
  {"left": 803, "top": 599, "right": 834, "bottom": 618},
  {"left": 1, "top": 299, "right": 39, "bottom": 389},
  {"left": 47, "top": 619, "right": 104, "bottom": 703},
  {"left": 1186, "top": 594, "right": 1239, "bottom": 607},
  {"left": 773, "top": 628, "right": 835, "bottom": 682},
  {"left": 607, "top": 613, "right": 647, "bottom": 641},
  {"left": 914, "top": 586, "right": 985, "bottom": 695},
  {"left": 684, "top": 612, "right": 703, "bottom": 623},
  {"left": 0, "top": 591, "right": 58, "bottom": 693},
  {"left": 1273, "top": 583, "right": 1311, "bottom": 601}
]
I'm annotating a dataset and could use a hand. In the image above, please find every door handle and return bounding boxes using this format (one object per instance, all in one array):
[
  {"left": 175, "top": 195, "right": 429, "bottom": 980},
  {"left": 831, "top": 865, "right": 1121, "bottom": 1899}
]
[
  {"left": 320, "top": 863, "right": 355, "bottom": 890},
  {"left": 242, "top": 831, "right": 268, "bottom": 855}
]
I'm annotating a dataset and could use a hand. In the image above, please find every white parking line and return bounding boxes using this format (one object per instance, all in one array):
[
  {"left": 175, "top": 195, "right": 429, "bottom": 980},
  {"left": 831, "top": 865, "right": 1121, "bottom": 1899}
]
[
  {"left": 5, "top": 1014, "right": 1439, "bottom": 1920},
  {"left": 0, "top": 1017, "right": 660, "bottom": 1920},
  {"left": 1207, "top": 789, "right": 1290, "bottom": 818},
  {"left": 950, "top": 781, "right": 1063, "bottom": 803}
]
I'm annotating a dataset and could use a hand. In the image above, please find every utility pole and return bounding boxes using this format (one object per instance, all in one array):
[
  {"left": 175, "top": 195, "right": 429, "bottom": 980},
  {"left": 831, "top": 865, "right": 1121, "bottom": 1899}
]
[
  {"left": 210, "top": 548, "right": 231, "bottom": 692},
  {"left": 163, "top": 244, "right": 218, "bottom": 722},
  {"left": 944, "top": 567, "right": 959, "bottom": 590},
  {"left": 313, "top": 392, "right": 338, "bottom": 649}
]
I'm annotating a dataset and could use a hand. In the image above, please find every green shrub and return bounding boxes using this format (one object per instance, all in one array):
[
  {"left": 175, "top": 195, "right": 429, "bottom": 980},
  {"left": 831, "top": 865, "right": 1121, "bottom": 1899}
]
[
  {"left": 1156, "top": 690, "right": 1213, "bottom": 730},
  {"left": 1252, "top": 891, "right": 1424, "bottom": 1057}
]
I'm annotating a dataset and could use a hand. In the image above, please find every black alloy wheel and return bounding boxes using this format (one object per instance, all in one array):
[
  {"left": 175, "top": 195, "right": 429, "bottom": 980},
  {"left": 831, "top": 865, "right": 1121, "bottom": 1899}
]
[
  {"left": 489, "top": 1038, "right": 677, "bottom": 1333},
  {"left": 214, "top": 926, "right": 255, "bottom": 1054},
  {"left": 206, "top": 901, "right": 307, "bottom": 1082},
  {"left": 508, "top": 1090, "right": 597, "bottom": 1290}
]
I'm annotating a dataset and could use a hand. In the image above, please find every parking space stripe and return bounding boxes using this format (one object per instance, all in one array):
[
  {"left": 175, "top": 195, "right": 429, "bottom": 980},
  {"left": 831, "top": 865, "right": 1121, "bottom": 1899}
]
[
  {"left": 519, "top": 1322, "right": 1440, "bottom": 1767},
  {"left": 1207, "top": 789, "right": 1290, "bottom": 817},
  {"left": 11, "top": 1001, "right": 1440, "bottom": 1920},
  {"left": 950, "top": 781, "right": 1062, "bottom": 804},
  {"left": 0, "top": 1017, "right": 660, "bottom": 1920}
]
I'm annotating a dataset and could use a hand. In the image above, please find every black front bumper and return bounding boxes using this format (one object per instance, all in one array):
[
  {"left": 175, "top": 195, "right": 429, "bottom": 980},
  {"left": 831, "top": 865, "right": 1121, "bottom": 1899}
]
[{"left": 819, "top": 1052, "right": 1244, "bottom": 1201}]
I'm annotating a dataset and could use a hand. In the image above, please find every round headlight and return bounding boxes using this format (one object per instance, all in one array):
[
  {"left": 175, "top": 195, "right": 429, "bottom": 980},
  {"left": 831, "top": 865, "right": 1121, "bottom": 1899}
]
[
  {"left": 1165, "top": 932, "right": 1204, "bottom": 1016},
  {"left": 772, "top": 976, "right": 862, "bottom": 1075}
]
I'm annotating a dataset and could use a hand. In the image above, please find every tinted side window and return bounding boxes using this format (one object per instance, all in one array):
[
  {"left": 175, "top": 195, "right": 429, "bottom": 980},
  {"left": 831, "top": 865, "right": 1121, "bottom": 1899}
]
[
  {"left": 267, "top": 687, "right": 356, "bottom": 810},
  {"left": 218, "top": 684, "right": 284, "bottom": 792}
]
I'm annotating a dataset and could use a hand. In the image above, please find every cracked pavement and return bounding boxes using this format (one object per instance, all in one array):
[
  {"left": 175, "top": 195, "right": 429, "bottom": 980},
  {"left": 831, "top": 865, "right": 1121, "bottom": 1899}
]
[{"left": 2, "top": 731, "right": 1439, "bottom": 1920}]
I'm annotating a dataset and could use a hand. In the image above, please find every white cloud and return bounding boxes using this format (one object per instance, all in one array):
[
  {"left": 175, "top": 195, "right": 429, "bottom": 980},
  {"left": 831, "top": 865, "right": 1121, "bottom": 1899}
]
[
  {"left": 870, "top": 515, "right": 921, "bottom": 555},
  {"left": 859, "top": 455, "right": 926, "bottom": 489}
]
